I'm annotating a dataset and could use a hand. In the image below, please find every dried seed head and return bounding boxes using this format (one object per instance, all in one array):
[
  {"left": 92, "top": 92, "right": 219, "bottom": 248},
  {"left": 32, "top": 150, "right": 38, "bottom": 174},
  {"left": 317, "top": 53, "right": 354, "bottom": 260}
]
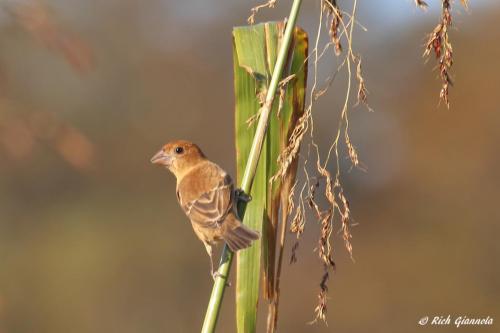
[
  {"left": 415, "top": 0, "right": 429, "bottom": 10},
  {"left": 271, "top": 108, "right": 309, "bottom": 183},
  {"left": 323, "top": 0, "right": 342, "bottom": 56},
  {"left": 422, "top": 0, "right": 466, "bottom": 108},
  {"left": 345, "top": 133, "right": 359, "bottom": 168},
  {"left": 247, "top": 0, "right": 277, "bottom": 24}
]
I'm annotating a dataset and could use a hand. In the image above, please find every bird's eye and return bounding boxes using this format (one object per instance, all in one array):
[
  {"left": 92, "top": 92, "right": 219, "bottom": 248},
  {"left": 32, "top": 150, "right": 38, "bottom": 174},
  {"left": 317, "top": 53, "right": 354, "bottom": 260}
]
[{"left": 175, "top": 147, "right": 184, "bottom": 154}]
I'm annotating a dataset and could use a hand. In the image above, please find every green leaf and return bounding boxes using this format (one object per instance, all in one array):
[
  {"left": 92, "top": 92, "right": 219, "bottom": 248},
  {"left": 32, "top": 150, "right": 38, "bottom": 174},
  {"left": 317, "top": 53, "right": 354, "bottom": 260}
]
[{"left": 233, "top": 22, "right": 308, "bottom": 333}]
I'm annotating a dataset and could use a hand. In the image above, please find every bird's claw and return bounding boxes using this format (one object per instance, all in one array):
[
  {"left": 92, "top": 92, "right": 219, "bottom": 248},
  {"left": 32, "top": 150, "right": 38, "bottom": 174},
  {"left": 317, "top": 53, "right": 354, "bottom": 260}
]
[{"left": 235, "top": 188, "right": 252, "bottom": 203}]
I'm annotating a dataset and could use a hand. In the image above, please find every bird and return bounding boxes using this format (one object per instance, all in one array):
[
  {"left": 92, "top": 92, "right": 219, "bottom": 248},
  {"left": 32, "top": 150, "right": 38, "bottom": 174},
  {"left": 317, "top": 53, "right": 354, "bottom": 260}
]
[{"left": 151, "top": 140, "right": 260, "bottom": 279}]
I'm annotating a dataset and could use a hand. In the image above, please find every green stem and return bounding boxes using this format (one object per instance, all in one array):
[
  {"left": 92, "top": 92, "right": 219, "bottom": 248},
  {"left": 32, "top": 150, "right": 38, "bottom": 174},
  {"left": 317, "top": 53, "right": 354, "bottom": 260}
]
[{"left": 201, "top": 0, "right": 303, "bottom": 332}]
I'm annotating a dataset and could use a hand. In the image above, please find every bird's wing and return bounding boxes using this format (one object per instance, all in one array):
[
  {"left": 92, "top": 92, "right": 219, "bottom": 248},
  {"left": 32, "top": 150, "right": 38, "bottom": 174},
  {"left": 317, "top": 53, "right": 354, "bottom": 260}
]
[{"left": 181, "top": 170, "right": 234, "bottom": 229}]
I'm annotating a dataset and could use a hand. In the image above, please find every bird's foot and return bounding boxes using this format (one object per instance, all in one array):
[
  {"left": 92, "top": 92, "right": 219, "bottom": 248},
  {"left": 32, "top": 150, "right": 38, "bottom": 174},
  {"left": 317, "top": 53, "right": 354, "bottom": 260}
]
[
  {"left": 235, "top": 188, "right": 252, "bottom": 203},
  {"left": 212, "top": 271, "right": 231, "bottom": 286}
]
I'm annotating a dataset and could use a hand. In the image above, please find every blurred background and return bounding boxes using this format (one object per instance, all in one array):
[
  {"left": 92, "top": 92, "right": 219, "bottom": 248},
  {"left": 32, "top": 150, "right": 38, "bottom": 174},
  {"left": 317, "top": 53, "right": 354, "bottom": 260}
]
[{"left": 0, "top": 0, "right": 499, "bottom": 332}]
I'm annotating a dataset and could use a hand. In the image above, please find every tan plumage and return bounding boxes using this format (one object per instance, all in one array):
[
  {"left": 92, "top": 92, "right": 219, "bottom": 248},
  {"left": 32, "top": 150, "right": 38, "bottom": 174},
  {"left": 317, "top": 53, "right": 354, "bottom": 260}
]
[{"left": 151, "top": 140, "right": 260, "bottom": 278}]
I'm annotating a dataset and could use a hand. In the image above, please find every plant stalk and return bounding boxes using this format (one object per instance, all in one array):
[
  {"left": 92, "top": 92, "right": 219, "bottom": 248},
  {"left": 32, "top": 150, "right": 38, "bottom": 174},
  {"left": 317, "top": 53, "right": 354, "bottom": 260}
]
[{"left": 200, "top": 0, "right": 303, "bottom": 332}]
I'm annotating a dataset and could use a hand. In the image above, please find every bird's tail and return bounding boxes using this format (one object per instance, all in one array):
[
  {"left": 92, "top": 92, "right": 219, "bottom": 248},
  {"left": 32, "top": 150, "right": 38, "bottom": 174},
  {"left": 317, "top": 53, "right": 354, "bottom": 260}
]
[{"left": 222, "top": 214, "right": 260, "bottom": 252}]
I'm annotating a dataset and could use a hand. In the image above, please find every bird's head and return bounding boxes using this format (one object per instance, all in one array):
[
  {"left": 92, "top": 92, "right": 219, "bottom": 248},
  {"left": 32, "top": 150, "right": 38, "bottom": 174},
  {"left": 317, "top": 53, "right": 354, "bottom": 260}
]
[{"left": 151, "top": 140, "right": 206, "bottom": 178}]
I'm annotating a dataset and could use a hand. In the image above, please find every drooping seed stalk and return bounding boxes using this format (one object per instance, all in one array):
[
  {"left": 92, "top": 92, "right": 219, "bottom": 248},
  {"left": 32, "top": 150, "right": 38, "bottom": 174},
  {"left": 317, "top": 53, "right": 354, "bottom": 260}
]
[{"left": 200, "top": 0, "right": 303, "bottom": 332}]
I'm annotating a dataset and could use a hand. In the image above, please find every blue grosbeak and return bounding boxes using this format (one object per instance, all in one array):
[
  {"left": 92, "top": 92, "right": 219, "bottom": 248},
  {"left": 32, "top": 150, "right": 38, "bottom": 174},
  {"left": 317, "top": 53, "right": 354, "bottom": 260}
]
[{"left": 151, "top": 140, "right": 259, "bottom": 278}]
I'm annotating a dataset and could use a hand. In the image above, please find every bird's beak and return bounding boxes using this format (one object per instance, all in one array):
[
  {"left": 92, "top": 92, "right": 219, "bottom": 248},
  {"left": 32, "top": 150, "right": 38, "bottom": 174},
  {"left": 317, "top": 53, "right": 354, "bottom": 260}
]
[{"left": 151, "top": 150, "right": 172, "bottom": 166}]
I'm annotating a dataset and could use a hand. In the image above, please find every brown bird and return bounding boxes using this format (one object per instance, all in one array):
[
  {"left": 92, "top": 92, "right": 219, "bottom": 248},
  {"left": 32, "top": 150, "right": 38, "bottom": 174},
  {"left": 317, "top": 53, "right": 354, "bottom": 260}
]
[{"left": 151, "top": 140, "right": 260, "bottom": 278}]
